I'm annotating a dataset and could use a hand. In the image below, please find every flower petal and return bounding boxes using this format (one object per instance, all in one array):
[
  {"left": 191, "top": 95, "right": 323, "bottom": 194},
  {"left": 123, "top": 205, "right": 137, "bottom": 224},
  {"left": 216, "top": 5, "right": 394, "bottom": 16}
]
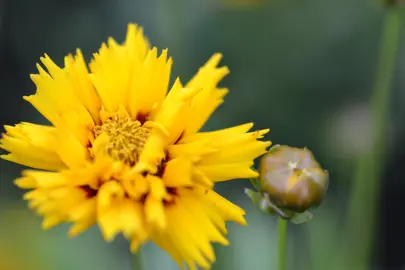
[
  {"left": 183, "top": 53, "right": 230, "bottom": 135},
  {"left": 25, "top": 54, "right": 92, "bottom": 125},
  {"left": 198, "top": 162, "right": 259, "bottom": 182},
  {"left": 0, "top": 123, "right": 65, "bottom": 170},
  {"left": 162, "top": 158, "right": 193, "bottom": 187},
  {"left": 128, "top": 47, "right": 173, "bottom": 118},
  {"left": 90, "top": 24, "right": 151, "bottom": 114}
]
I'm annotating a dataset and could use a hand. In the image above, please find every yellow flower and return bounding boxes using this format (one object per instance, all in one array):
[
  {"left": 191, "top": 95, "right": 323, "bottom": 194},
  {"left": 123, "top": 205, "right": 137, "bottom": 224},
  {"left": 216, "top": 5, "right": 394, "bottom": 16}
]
[{"left": 0, "top": 24, "right": 270, "bottom": 269}]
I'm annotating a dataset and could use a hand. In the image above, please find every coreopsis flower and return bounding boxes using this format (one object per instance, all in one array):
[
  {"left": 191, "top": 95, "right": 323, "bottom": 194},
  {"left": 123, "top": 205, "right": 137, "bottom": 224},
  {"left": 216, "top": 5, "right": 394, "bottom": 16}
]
[{"left": 0, "top": 24, "right": 271, "bottom": 269}]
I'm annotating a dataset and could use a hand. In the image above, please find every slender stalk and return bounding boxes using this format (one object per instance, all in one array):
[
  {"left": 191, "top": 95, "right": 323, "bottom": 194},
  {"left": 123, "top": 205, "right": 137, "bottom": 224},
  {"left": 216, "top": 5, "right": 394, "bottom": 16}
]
[
  {"left": 133, "top": 250, "right": 145, "bottom": 270},
  {"left": 278, "top": 218, "right": 287, "bottom": 270},
  {"left": 343, "top": 6, "right": 403, "bottom": 269}
]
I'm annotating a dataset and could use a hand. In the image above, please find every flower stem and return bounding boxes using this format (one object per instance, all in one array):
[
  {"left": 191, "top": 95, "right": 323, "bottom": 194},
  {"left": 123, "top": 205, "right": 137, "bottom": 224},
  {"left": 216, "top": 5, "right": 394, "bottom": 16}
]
[
  {"left": 278, "top": 218, "right": 287, "bottom": 270},
  {"left": 344, "top": 6, "right": 403, "bottom": 269},
  {"left": 133, "top": 250, "right": 145, "bottom": 270}
]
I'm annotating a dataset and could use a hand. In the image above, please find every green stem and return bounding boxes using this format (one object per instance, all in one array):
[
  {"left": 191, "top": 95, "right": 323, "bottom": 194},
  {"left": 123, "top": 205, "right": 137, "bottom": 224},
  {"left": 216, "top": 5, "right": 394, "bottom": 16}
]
[
  {"left": 344, "top": 6, "right": 403, "bottom": 269},
  {"left": 278, "top": 218, "right": 287, "bottom": 270},
  {"left": 133, "top": 249, "right": 145, "bottom": 270}
]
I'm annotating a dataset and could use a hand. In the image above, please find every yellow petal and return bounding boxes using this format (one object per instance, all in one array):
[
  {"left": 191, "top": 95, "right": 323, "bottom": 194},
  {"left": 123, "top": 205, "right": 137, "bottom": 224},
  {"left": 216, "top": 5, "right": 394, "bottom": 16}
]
[
  {"left": 153, "top": 79, "right": 201, "bottom": 143},
  {"left": 98, "top": 210, "right": 121, "bottom": 242},
  {"left": 201, "top": 140, "right": 271, "bottom": 165},
  {"left": 192, "top": 168, "right": 214, "bottom": 188},
  {"left": 129, "top": 47, "right": 173, "bottom": 118},
  {"left": 120, "top": 199, "right": 148, "bottom": 241},
  {"left": 147, "top": 175, "right": 167, "bottom": 199},
  {"left": 162, "top": 158, "right": 193, "bottom": 187},
  {"left": 97, "top": 181, "right": 125, "bottom": 212},
  {"left": 1, "top": 153, "right": 63, "bottom": 171},
  {"left": 26, "top": 54, "right": 86, "bottom": 125},
  {"left": 134, "top": 123, "right": 168, "bottom": 174},
  {"left": 164, "top": 203, "right": 212, "bottom": 269},
  {"left": 174, "top": 197, "right": 218, "bottom": 263},
  {"left": 14, "top": 176, "right": 36, "bottom": 189},
  {"left": 55, "top": 122, "right": 89, "bottom": 169},
  {"left": 42, "top": 215, "right": 64, "bottom": 230},
  {"left": 65, "top": 49, "right": 101, "bottom": 123},
  {"left": 150, "top": 233, "right": 185, "bottom": 268},
  {"left": 180, "top": 122, "right": 254, "bottom": 144},
  {"left": 183, "top": 53, "right": 230, "bottom": 135},
  {"left": 167, "top": 139, "right": 217, "bottom": 162},
  {"left": 144, "top": 195, "right": 166, "bottom": 230},
  {"left": 125, "top": 24, "right": 150, "bottom": 63},
  {"left": 57, "top": 106, "right": 95, "bottom": 146},
  {"left": 69, "top": 198, "right": 97, "bottom": 222},
  {"left": 122, "top": 171, "right": 149, "bottom": 200},
  {"left": 68, "top": 216, "right": 96, "bottom": 237},
  {"left": 179, "top": 188, "right": 229, "bottom": 243},
  {"left": 0, "top": 123, "right": 65, "bottom": 170},
  {"left": 90, "top": 24, "right": 150, "bottom": 114},
  {"left": 198, "top": 162, "right": 259, "bottom": 182},
  {"left": 204, "top": 189, "right": 247, "bottom": 225},
  {"left": 16, "top": 170, "right": 68, "bottom": 189}
]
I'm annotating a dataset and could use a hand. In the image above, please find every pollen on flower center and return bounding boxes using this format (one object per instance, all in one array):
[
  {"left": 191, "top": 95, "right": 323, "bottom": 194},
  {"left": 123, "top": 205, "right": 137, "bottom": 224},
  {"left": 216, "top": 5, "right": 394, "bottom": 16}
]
[{"left": 93, "top": 116, "right": 151, "bottom": 165}]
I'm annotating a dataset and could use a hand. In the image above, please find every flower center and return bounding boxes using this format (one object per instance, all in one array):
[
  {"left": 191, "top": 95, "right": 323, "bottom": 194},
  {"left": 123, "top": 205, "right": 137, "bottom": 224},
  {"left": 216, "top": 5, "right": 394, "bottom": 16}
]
[{"left": 93, "top": 116, "right": 151, "bottom": 165}]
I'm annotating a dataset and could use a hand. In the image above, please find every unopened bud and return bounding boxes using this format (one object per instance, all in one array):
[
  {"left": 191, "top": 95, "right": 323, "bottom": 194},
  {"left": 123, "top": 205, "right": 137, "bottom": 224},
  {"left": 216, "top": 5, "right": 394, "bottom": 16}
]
[{"left": 259, "top": 145, "right": 329, "bottom": 213}]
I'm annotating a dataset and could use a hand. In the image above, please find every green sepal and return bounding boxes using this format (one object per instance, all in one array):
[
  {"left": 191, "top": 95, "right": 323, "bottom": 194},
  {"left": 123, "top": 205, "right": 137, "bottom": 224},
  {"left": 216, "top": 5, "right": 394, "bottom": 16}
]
[
  {"left": 290, "top": 211, "right": 314, "bottom": 224},
  {"left": 267, "top": 144, "right": 281, "bottom": 154},
  {"left": 245, "top": 188, "right": 275, "bottom": 215},
  {"left": 245, "top": 188, "right": 314, "bottom": 224},
  {"left": 265, "top": 196, "right": 293, "bottom": 219},
  {"left": 249, "top": 177, "right": 261, "bottom": 192},
  {"left": 245, "top": 189, "right": 292, "bottom": 219}
]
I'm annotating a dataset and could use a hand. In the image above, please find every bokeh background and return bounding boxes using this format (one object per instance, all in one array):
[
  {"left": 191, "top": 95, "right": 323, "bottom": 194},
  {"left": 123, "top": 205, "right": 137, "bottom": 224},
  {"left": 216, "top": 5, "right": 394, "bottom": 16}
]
[{"left": 1, "top": 0, "right": 405, "bottom": 269}]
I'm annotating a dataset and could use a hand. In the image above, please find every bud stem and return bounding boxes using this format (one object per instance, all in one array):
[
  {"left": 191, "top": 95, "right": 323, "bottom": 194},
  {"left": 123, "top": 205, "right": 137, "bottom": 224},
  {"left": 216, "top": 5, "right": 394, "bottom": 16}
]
[
  {"left": 278, "top": 218, "right": 288, "bottom": 270},
  {"left": 133, "top": 249, "right": 145, "bottom": 270}
]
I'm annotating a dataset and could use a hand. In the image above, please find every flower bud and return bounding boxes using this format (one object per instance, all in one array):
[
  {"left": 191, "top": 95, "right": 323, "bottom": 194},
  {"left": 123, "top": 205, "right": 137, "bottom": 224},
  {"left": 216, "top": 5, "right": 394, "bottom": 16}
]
[{"left": 259, "top": 145, "right": 329, "bottom": 213}]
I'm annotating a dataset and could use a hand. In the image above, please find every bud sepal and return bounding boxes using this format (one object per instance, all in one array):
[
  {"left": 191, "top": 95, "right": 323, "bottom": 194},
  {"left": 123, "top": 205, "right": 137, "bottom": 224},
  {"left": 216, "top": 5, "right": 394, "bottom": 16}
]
[{"left": 245, "top": 187, "right": 313, "bottom": 224}]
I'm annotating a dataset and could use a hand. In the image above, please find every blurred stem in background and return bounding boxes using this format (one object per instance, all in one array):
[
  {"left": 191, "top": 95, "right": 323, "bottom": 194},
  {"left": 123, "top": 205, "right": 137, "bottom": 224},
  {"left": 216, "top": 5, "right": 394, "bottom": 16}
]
[
  {"left": 344, "top": 5, "right": 403, "bottom": 269},
  {"left": 133, "top": 249, "right": 144, "bottom": 270},
  {"left": 278, "top": 218, "right": 287, "bottom": 270}
]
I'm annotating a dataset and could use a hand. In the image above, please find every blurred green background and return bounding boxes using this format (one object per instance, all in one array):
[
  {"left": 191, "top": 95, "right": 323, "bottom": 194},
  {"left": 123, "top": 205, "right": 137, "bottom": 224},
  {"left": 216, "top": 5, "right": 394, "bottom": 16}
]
[{"left": 1, "top": 0, "right": 405, "bottom": 269}]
